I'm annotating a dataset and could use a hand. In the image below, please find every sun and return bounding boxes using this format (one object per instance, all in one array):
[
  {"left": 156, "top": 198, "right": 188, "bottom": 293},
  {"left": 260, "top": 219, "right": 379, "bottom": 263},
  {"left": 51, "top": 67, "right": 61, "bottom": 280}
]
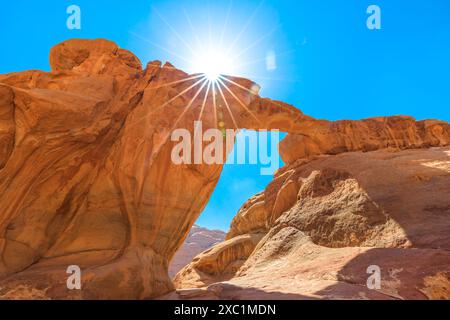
[{"left": 191, "top": 49, "right": 235, "bottom": 81}]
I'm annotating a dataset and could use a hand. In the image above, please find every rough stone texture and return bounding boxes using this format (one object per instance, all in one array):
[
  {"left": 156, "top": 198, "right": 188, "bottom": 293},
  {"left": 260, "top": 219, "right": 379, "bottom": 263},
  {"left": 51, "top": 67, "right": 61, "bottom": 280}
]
[
  {"left": 172, "top": 147, "right": 450, "bottom": 300},
  {"left": 0, "top": 39, "right": 307, "bottom": 299},
  {"left": 173, "top": 233, "right": 264, "bottom": 288},
  {"left": 1, "top": 38, "right": 449, "bottom": 300},
  {"left": 169, "top": 225, "right": 225, "bottom": 278},
  {"left": 226, "top": 192, "right": 268, "bottom": 239},
  {"left": 279, "top": 116, "right": 450, "bottom": 165}
]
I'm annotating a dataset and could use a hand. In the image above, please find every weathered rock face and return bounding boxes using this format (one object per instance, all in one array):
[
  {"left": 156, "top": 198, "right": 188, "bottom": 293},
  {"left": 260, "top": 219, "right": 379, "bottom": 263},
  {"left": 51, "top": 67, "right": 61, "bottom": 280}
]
[
  {"left": 169, "top": 225, "right": 225, "bottom": 278},
  {"left": 1, "top": 38, "right": 449, "bottom": 300},
  {"left": 172, "top": 147, "right": 450, "bottom": 299},
  {"left": 279, "top": 116, "right": 450, "bottom": 165},
  {"left": 0, "top": 39, "right": 307, "bottom": 299},
  {"left": 173, "top": 233, "right": 264, "bottom": 288}
]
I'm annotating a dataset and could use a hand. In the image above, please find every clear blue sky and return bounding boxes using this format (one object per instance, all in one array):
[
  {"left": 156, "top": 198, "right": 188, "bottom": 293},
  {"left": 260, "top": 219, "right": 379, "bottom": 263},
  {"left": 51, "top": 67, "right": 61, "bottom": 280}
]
[{"left": 1, "top": 0, "right": 449, "bottom": 230}]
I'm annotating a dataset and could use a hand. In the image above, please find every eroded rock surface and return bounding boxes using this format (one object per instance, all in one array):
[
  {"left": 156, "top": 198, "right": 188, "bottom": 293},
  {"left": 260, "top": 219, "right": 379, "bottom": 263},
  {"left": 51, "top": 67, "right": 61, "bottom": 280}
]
[
  {"left": 1, "top": 38, "right": 449, "bottom": 299},
  {"left": 172, "top": 147, "right": 450, "bottom": 299},
  {"left": 0, "top": 39, "right": 307, "bottom": 299}
]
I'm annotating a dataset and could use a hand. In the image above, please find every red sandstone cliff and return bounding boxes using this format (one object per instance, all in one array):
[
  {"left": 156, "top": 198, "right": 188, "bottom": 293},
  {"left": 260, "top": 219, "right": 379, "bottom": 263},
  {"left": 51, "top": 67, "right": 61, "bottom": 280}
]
[
  {"left": 0, "top": 39, "right": 449, "bottom": 299},
  {"left": 0, "top": 38, "right": 309, "bottom": 299}
]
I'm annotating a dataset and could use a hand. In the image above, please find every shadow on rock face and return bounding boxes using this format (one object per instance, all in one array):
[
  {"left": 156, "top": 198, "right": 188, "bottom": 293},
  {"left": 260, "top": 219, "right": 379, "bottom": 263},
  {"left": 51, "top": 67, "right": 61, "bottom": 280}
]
[
  {"left": 316, "top": 247, "right": 450, "bottom": 300},
  {"left": 159, "top": 282, "right": 316, "bottom": 300},
  {"left": 172, "top": 147, "right": 450, "bottom": 300}
]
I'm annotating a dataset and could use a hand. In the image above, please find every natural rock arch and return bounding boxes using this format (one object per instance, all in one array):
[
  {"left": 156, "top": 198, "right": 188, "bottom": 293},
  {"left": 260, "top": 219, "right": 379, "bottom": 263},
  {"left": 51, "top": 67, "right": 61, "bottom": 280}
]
[{"left": 0, "top": 39, "right": 449, "bottom": 299}]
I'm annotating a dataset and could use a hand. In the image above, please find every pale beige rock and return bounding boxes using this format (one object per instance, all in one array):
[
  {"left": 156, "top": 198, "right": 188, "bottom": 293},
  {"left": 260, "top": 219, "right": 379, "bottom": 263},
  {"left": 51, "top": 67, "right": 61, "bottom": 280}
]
[
  {"left": 173, "top": 233, "right": 263, "bottom": 288},
  {"left": 172, "top": 147, "right": 450, "bottom": 299},
  {"left": 226, "top": 192, "right": 268, "bottom": 239}
]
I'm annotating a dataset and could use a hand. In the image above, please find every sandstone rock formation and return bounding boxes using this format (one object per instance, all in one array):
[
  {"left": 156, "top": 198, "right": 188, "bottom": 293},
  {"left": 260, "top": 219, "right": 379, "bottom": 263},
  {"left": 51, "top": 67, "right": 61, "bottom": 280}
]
[
  {"left": 1, "top": 38, "right": 449, "bottom": 300},
  {"left": 279, "top": 116, "right": 450, "bottom": 165},
  {"left": 173, "top": 233, "right": 264, "bottom": 288},
  {"left": 172, "top": 147, "right": 450, "bottom": 299},
  {"left": 0, "top": 38, "right": 313, "bottom": 299},
  {"left": 169, "top": 225, "right": 225, "bottom": 277}
]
